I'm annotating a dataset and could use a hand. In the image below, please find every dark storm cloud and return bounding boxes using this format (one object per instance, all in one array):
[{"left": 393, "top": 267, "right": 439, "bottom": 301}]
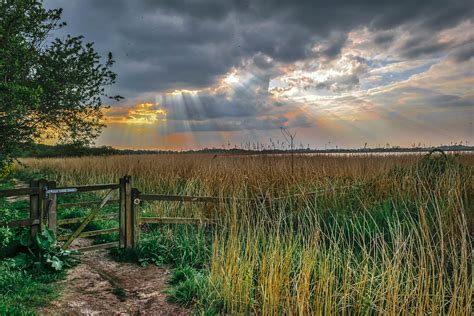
[
  {"left": 162, "top": 112, "right": 314, "bottom": 134},
  {"left": 374, "top": 33, "right": 395, "bottom": 46},
  {"left": 452, "top": 43, "right": 474, "bottom": 62},
  {"left": 428, "top": 95, "right": 473, "bottom": 108},
  {"left": 163, "top": 116, "right": 290, "bottom": 134},
  {"left": 45, "top": 0, "right": 474, "bottom": 99},
  {"left": 398, "top": 36, "right": 453, "bottom": 59}
]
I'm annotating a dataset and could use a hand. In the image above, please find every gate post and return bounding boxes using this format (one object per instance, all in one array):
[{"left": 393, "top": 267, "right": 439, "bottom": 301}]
[
  {"left": 131, "top": 188, "right": 140, "bottom": 248},
  {"left": 38, "top": 179, "right": 48, "bottom": 230},
  {"left": 47, "top": 181, "right": 57, "bottom": 234},
  {"left": 119, "top": 176, "right": 135, "bottom": 249},
  {"left": 29, "top": 180, "right": 40, "bottom": 238}
]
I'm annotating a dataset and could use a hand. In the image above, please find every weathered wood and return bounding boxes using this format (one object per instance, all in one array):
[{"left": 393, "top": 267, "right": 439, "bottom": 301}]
[
  {"left": 100, "top": 189, "right": 115, "bottom": 208},
  {"left": 62, "top": 207, "right": 102, "bottom": 249},
  {"left": 124, "top": 177, "right": 133, "bottom": 249},
  {"left": 47, "top": 181, "right": 57, "bottom": 234},
  {"left": 62, "top": 186, "right": 121, "bottom": 249},
  {"left": 30, "top": 180, "right": 40, "bottom": 237},
  {"left": 50, "top": 183, "right": 119, "bottom": 194},
  {"left": 0, "top": 218, "right": 40, "bottom": 228},
  {"left": 131, "top": 188, "right": 140, "bottom": 247},
  {"left": 57, "top": 213, "right": 117, "bottom": 225},
  {"left": 119, "top": 177, "right": 127, "bottom": 248},
  {"left": 139, "top": 194, "right": 236, "bottom": 203},
  {"left": 58, "top": 199, "right": 118, "bottom": 208},
  {"left": 0, "top": 187, "right": 40, "bottom": 197},
  {"left": 57, "top": 228, "right": 119, "bottom": 241},
  {"left": 38, "top": 179, "right": 48, "bottom": 230},
  {"left": 140, "top": 217, "right": 213, "bottom": 225},
  {"left": 75, "top": 241, "right": 119, "bottom": 252}
]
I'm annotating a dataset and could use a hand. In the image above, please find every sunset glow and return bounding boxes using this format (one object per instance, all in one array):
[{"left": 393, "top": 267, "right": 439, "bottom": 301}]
[{"left": 45, "top": 0, "right": 473, "bottom": 150}]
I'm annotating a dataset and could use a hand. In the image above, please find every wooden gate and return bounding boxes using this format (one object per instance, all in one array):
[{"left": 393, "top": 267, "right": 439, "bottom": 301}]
[
  {"left": 0, "top": 177, "right": 139, "bottom": 252},
  {"left": 0, "top": 175, "right": 214, "bottom": 252}
]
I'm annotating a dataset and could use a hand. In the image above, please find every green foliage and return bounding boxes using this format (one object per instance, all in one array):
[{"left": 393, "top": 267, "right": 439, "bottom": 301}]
[
  {"left": 0, "top": 226, "right": 14, "bottom": 248},
  {"left": 132, "top": 225, "right": 211, "bottom": 268},
  {"left": 111, "top": 225, "right": 211, "bottom": 267},
  {"left": 168, "top": 266, "right": 199, "bottom": 285},
  {"left": 0, "top": 163, "right": 16, "bottom": 180},
  {"left": 14, "top": 228, "right": 78, "bottom": 272},
  {"left": 0, "top": 198, "right": 28, "bottom": 252},
  {"left": 166, "top": 266, "right": 206, "bottom": 307},
  {"left": 166, "top": 266, "right": 223, "bottom": 314},
  {"left": 0, "top": 259, "right": 62, "bottom": 315},
  {"left": 0, "top": 0, "right": 121, "bottom": 169}
]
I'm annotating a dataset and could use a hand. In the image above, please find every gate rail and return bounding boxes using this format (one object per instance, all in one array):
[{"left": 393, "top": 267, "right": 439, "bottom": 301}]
[
  {"left": 0, "top": 175, "right": 265, "bottom": 251},
  {"left": 0, "top": 180, "right": 122, "bottom": 251}
]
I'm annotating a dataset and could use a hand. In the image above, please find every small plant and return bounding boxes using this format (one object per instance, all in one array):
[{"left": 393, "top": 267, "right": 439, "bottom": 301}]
[
  {"left": 166, "top": 266, "right": 206, "bottom": 307},
  {"left": 168, "top": 266, "right": 199, "bottom": 285},
  {"left": 14, "top": 228, "right": 78, "bottom": 272},
  {"left": 112, "top": 286, "right": 127, "bottom": 302},
  {"left": 0, "top": 163, "right": 15, "bottom": 180}
]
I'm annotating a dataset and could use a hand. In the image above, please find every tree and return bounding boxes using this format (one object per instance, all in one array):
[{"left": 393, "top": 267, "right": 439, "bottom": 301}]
[{"left": 0, "top": 0, "right": 121, "bottom": 169}]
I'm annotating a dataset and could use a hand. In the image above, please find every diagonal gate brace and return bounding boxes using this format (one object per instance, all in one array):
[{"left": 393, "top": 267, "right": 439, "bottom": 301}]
[{"left": 62, "top": 189, "right": 115, "bottom": 249}]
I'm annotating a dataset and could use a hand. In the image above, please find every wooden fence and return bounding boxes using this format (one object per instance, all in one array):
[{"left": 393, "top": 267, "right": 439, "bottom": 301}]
[
  {"left": 0, "top": 176, "right": 222, "bottom": 251},
  {"left": 2, "top": 174, "right": 336, "bottom": 252},
  {"left": 0, "top": 175, "right": 352, "bottom": 252}
]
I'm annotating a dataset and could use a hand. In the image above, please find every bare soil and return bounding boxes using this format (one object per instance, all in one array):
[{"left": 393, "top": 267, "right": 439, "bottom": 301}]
[
  {"left": 6, "top": 179, "right": 29, "bottom": 203},
  {"left": 38, "top": 239, "right": 192, "bottom": 315}
]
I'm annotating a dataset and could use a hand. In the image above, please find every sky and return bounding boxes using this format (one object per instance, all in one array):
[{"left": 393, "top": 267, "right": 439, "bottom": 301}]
[{"left": 44, "top": 0, "right": 474, "bottom": 150}]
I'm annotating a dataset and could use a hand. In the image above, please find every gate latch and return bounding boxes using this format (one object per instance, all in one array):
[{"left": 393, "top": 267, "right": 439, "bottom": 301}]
[{"left": 45, "top": 188, "right": 78, "bottom": 194}]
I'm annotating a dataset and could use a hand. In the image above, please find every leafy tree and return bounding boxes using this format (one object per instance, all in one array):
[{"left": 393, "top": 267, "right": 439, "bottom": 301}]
[{"left": 0, "top": 0, "right": 121, "bottom": 169}]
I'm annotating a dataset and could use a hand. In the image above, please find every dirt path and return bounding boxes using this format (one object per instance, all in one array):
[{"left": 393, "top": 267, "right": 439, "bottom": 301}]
[
  {"left": 38, "top": 243, "right": 191, "bottom": 315},
  {"left": 6, "top": 179, "right": 29, "bottom": 203}
]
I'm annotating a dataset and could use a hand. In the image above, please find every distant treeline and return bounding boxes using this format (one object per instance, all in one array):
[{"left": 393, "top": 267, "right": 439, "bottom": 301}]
[{"left": 15, "top": 143, "right": 474, "bottom": 158}]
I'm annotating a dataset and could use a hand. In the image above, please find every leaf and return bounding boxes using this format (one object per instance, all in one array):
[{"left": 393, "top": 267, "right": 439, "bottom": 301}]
[
  {"left": 13, "top": 253, "right": 33, "bottom": 269},
  {"left": 36, "top": 233, "right": 52, "bottom": 250},
  {"left": 46, "top": 255, "right": 63, "bottom": 271},
  {"left": 18, "top": 231, "right": 31, "bottom": 247},
  {"left": 42, "top": 228, "right": 56, "bottom": 244}
]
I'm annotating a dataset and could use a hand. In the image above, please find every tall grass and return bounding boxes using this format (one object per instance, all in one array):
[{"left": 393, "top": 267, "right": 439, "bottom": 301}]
[{"left": 19, "top": 153, "right": 473, "bottom": 314}]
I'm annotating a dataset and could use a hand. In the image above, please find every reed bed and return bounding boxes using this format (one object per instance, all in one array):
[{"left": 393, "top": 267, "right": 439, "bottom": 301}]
[{"left": 19, "top": 153, "right": 473, "bottom": 315}]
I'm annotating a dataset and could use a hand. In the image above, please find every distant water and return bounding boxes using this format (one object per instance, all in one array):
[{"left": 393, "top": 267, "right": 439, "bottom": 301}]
[{"left": 301, "top": 150, "right": 474, "bottom": 157}]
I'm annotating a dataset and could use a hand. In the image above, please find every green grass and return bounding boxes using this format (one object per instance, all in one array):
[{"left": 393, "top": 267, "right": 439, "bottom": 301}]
[
  {"left": 0, "top": 260, "right": 63, "bottom": 315},
  {"left": 0, "top": 171, "right": 73, "bottom": 314},
  {"left": 112, "top": 225, "right": 212, "bottom": 268},
  {"left": 11, "top": 153, "right": 474, "bottom": 314}
]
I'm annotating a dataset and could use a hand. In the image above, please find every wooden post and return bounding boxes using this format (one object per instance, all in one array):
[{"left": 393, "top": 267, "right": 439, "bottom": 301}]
[
  {"left": 47, "top": 181, "right": 57, "bottom": 234},
  {"left": 131, "top": 188, "right": 140, "bottom": 248},
  {"left": 119, "top": 177, "right": 126, "bottom": 248},
  {"left": 29, "top": 180, "right": 39, "bottom": 238},
  {"left": 125, "top": 176, "right": 133, "bottom": 249},
  {"left": 119, "top": 176, "right": 134, "bottom": 248},
  {"left": 37, "top": 179, "right": 48, "bottom": 231}
]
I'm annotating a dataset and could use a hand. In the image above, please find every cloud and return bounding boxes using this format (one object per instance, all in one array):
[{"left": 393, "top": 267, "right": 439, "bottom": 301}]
[
  {"left": 104, "top": 103, "right": 167, "bottom": 124},
  {"left": 43, "top": 0, "right": 473, "bottom": 146},
  {"left": 45, "top": 0, "right": 473, "bottom": 97},
  {"left": 452, "top": 43, "right": 474, "bottom": 62}
]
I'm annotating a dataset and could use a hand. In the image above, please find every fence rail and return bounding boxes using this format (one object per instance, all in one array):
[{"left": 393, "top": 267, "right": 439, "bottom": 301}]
[
  {"left": 139, "top": 194, "right": 239, "bottom": 203},
  {"left": 0, "top": 187, "right": 40, "bottom": 197},
  {"left": 46, "top": 183, "right": 119, "bottom": 195},
  {"left": 57, "top": 228, "right": 119, "bottom": 241},
  {"left": 1, "top": 175, "right": 342, "bottom": 251},
  {"left": 58, "top": 199, "right": 118, "bottom": 209},
  {"left": 0, "top": 218, "right": 40, "bottom": 228},
  {"left": 140, "top": 217, "right": 213, "bottom": 225}
]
